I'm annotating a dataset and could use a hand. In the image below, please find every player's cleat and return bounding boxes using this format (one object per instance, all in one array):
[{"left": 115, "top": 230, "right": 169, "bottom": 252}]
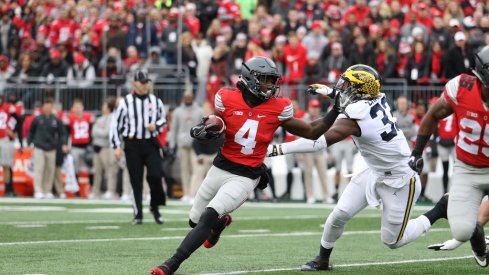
[
  {"left": 133, "top": 218, "right": 143, "bottom": 225},
  {"left": 151, "top": 257, "right": 180, "bottom": 275},
  {"left": 301, "top": 257, "right": 332, "bottom": 271},
  {"left": 203, "top": 214, "right": 232, "bottom": 248},
  {"left": 472, "top": 250, "right": 489, "bottom": 267},
  {"left": 428, "top": 239, "right": 464, "bottom": 251}
]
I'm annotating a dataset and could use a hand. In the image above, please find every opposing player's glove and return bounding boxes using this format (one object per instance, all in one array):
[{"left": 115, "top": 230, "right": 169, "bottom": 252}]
[
  {"left": 267, "top": 144, "right": 283, "bottom": 157},
  {"left": 408, "top": 154, "right": 424, "bottom": 175},
  {"left": 427, "top": 239, "right": 464, "bottom": 251},
  {"left": 190, "top": 117, "right": 220, "bottom": 140},
  {"left": 306, "top": 84, "right": 335, "bottom": 98},
  {"left": 333, "top": 90, "right": 355, "bottom": 113}
]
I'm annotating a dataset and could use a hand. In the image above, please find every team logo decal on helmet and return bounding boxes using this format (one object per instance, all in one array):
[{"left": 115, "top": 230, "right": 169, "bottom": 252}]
[{"left": 335, "top": 64, "right": 381, "bottom": 100}]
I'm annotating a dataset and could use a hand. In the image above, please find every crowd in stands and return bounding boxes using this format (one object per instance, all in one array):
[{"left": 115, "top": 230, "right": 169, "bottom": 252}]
[
  {"left": 0, "top": 0, "right": 472, "bottom": 202},
  {"left": 0, "top": 0, "right": 488, "bottom": 104}
]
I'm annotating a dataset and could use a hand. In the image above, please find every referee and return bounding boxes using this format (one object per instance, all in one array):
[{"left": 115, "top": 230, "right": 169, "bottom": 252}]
[{"left": 110, "top": 70, "right": 167, "bottom": 225}]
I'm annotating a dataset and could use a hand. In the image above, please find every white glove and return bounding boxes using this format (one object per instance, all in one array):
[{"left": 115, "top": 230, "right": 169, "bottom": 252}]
[
  {"left": 307, "top": 84, "right": 335, "bottom": 98},
  {"left": 427, "top": 239, "right": 464, "bottom": 251}
]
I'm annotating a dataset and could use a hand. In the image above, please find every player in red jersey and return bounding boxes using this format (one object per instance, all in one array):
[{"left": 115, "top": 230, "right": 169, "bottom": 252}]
[
  {"left": 67, "top": 99, "right": 93, "bottom": 173},
  {"left": 0, "top": 96, "right": 18, "bottom": 196},
  {"left": 409, "top": 46, "right": 489, "bottom": 267},
  {"left": 151, "top": 56, "right": 352, "bottom": 275}
]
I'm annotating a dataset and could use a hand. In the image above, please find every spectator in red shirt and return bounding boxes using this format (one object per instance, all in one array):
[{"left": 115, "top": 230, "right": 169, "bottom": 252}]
[
  {"left": 184, "top": 3, "right": 200, "bottom": 37},
  {"left": 430, "top": 40, "right": 444, "bottom": 83},
  {"left": 343, "top": 0, "right": 370, "bottom": 27},
  {"left": 48, "top": 7, "right": 78, "bottom": 48},
  {"left": 396, "top": 41, "right": 411, "bottom": 78},
  {"left": 283, "top": 31, "right": 307, "bottom": 84}
]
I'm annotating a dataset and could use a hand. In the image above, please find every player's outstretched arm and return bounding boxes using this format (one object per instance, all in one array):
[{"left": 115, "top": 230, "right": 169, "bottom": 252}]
[
  {"left": 268, "top": 118, "right": 359, "bottom": 156},
  {"left": 409, "top": 97, "right": 453, "bottom": 173}
]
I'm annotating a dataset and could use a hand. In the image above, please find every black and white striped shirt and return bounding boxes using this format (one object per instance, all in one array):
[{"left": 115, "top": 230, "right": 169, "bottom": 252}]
[{"left": 110, "top": 93, "right": 166, "bottom": 148}]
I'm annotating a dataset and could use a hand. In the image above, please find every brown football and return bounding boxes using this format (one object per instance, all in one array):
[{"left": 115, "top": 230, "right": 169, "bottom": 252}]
[{"left": 205, "top": 115, "right": 226, "bottom": 134}]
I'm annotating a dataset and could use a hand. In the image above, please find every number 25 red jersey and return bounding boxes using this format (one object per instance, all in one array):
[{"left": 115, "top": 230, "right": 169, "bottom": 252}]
[
  {"left": 444, "top": 74, "right": 489, "bottom": 166},
  {"left": 215, "top": 87, "right": 293, "bottom": 168}
]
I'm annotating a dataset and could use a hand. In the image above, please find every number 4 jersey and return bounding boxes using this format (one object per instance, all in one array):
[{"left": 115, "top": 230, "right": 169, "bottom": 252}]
[
  {"left": 215, "top": 87, "right": 293, "bottom": 168},
  {"left": 339, "top": 94, "right": 412, "bottom": 182},
  {"left": 444, "top": 74, "right": 489, "bottom": 166}
]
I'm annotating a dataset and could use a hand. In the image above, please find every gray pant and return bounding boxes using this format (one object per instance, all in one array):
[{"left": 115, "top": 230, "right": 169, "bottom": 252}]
[
  {"left": 189, "top": 166, "right": 258, "bottom": 223},
  {"left": 92, "top": 147, "right": 118, "bottom": 196},
  {"left": 33, "top": 148, "right": 56, "bottom": 194},
  {"left": 448, "top": 160, "right": 489, "bottom": 242}
]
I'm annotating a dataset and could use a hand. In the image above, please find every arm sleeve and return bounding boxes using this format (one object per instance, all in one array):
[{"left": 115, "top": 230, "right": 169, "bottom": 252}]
[
  {"left": 155, "top": 98, "right": 167, "bottom": 133},
  {"left": 110, "top": 100, "right": 127, "bottom": 149},
  {"left": 268, "top": 135, "right": 327, "bottom": 155},
  {"left": 443, "top": 75, "right": 460, "bottom": 106}
]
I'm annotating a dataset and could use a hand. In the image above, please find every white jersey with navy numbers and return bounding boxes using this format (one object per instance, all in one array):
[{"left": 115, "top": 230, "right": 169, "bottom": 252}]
[{"left": 339, "top": 93, "right": 412, "bottom": 186}]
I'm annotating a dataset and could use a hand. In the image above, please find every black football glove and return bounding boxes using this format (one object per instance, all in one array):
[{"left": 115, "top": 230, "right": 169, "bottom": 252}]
[
  {"left": 190, "top": 117, "right": 221, "bottom": 140},
  {"left": 408, "top": 154, "right": 424, "bottom": 175},
  {"left": 256, "top": 171, "right": 270, "bottom": 190}
]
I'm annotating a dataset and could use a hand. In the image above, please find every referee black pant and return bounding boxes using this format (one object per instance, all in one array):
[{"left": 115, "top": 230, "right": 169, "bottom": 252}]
[{"left": 124, "top": 138, "right": 166, "bottom": 220}]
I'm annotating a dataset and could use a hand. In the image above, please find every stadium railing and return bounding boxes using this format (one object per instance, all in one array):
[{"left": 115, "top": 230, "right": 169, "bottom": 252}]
[{"left": 3, "top": 77, "right": 444, "bottom": 113}]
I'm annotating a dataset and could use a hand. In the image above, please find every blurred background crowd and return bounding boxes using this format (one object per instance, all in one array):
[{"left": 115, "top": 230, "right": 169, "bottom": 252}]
[{"left": 0, "top": 0, "right": 478, "bottom": 203}]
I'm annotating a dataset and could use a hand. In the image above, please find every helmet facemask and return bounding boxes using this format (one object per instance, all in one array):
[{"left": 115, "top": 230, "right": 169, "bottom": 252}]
[
  {"left": 241, "top": 63, "right": 281, "bottom": 101},
  {"left": 473, "top": 52, "right": 489, "bottom": 88}
]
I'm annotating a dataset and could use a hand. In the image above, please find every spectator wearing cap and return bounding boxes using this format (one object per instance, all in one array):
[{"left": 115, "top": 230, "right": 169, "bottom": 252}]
[
  {"left": 302, "top": 21, "right": 327, "bottom": 62},
  {"left": 184, "top": 3, "right": 201, "bottom": 37},
  {"left": 110, "top": 70, "right": 167, "bottom": 224},
  {"left": 260, "top": 28, "right": 274, "bottom": 54},
  {"left": 41, "top": 48, "right": 69, "bottom": 82},
  {"left": 67, "top": 52, "right": 96, "bottom": 88},
  {"left": 431, "top": 15, "right": 453, "bottom": 50},
  {"left": 0, "top": 11, "right": 19, "bottom": 55},
  {"left": 442, "top": 31, "right": 474, "bottom": 80},
  {"left": 127, "top": 9, "right": 157, "bottom": 56},
  {"left": 161, "top": 8, "right": 188, "bottom": 64},
  {"left": 302, "top": 99, "right": 332, "bottom": 204},
  {"left": 196, "top": 0, "right": 219, "bottom": 35},
  {"left": 405, "top": 40, "right": 431, "bottom": 86},
  {"left": 386, "top": 19, "right": 401, "bottom": 51},
  {"left": 283, "top": 31, "right": 307, "bottom": 84},
  {"left": 414, "top": 2, "right": 433, "bottom": 28}
]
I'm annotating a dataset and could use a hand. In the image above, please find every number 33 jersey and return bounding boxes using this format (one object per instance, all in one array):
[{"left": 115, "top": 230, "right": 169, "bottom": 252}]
[
  {"left": 444, "top": 74, "right": 489, "bottom": 166},
  {"left": 339, "top": 94, "right": 411, "bottom": 181},
  {"left": 215, "top": 87, "right": 293, "bottom": 168}
]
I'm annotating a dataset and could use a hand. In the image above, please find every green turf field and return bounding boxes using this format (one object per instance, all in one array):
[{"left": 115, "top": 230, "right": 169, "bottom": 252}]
[{"left": 0, "top": 198, "right": 486, "bottom": 274}]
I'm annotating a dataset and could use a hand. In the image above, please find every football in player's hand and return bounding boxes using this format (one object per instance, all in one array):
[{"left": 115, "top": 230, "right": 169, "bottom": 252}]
[{"left": 205, "top": 115, "right": 226, "bottom": 134}]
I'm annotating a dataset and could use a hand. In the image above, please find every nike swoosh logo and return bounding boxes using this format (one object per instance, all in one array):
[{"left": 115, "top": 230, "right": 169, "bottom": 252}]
[{"left": 257, "top": 115, "right": 266, "bottom": 118}]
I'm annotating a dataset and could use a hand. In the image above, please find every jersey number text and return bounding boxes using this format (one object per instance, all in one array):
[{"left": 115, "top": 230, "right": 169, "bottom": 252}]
[{"left": 235, "top": 119, "right": 258, "bottom": 154}]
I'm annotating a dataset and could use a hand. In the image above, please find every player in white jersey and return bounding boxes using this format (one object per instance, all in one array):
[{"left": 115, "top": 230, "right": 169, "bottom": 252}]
[{"left": 268, "top": 65, "right": 446, "bottom": 271}]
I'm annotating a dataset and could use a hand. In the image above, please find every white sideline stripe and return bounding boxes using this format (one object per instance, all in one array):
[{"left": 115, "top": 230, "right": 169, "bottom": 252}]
[
  {"left": 161, "top": 228, "right": 191, "bottom": 231},
  {"left": 0, "top": 198, "right": 438, "bottom": 211},
  {"left": 0, "top": 228, "right": 451, "bottom": 246},
  {"left": 0, "top": 206, "right": 67, "bottom": 211},
  {"left": 238, "top": 229, "right": 270, "bottom": 233},
  {"left": 199, "top": 256, "right": 473, "bottom": 275},
  {"left": 86, "top": 226, "right": 120, "bottom": 230},
  {"left": 68, "top": 208, "right": 188, "bottom": 214},
  {"left": 15, "top": 224, "right": 47, "bottom": 228},
  {"left": 0, "top": 213, "right": 427, "bottom": 226}
]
